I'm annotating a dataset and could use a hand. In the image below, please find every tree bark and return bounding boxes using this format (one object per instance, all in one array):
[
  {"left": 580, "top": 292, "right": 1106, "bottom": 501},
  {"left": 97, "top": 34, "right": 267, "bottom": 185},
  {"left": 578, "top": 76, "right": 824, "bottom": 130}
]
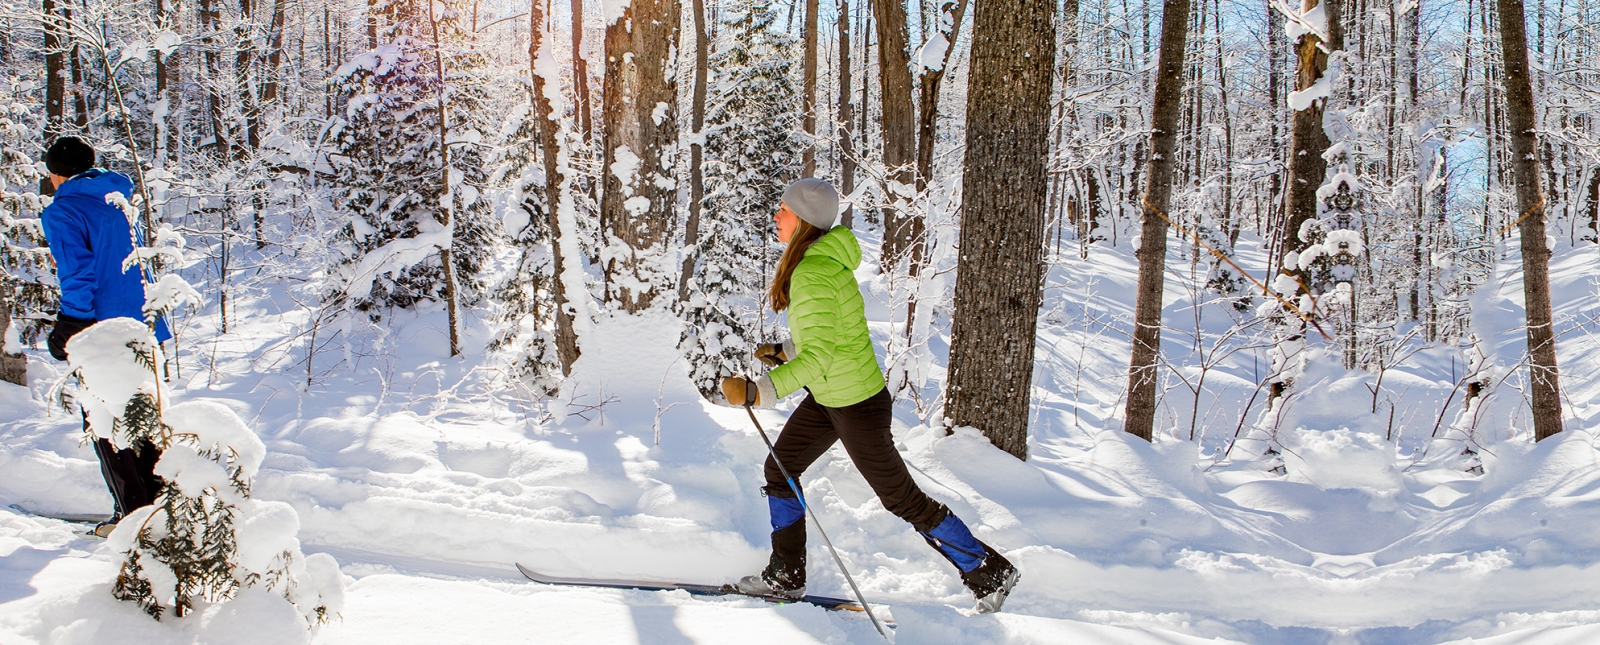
[
  {"left": 914, "top": 0, "right": 969, "bottom": 191},
  {"left": 679, "top": 0, "right": 711, "bottom": 301},
  {"left": 572, "top": 0, "right": 593, "bottom": 145},
  {"left": 64, "top": 6, "right": 88, "bottom": 130},
  {"left": 945, "top": 0, "right": 1055, "bottom": 460},
  {"left": 262, "top": 0, "right": 287, "bottom": 106},
  {"left": 1280, "top": 0, "right": 1340, "bottom": 294},
  {"left": 0, "top": 286, "right": 23, "bottom": 386},
  {"left": 236, "top": 0, "right": 260, "bottom": 152},
  {"left": 530, "top": 0, "right": 582, "bottom": 373},
  {"left": 41, "top": 0, "right": 64, "bottom": 194},
  {"left": 200, "top": 0, "right": 230, "bottom": 159},
  {"left": 873, "top": 0, "right": 915, "bottom": 269},
  {"left": 837, "top": 0, "right": 855, "bottom": 228},
  {"left": 1495, "top": 0, "right": 1564, "bottom": 441},
  {"left": 801, "top": 0, "right": 820, "bottom": 177},
  {"left": 600, "top": 0, "right": 681, "bottom": 313},
  {"left": 1121, "top": 0, "right": 1191, "bottom": 442}
]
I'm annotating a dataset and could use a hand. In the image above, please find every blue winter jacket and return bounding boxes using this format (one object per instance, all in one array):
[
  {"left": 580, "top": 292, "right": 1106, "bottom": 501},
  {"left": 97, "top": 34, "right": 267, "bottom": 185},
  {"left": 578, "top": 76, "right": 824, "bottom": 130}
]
[{"left": 40, "top": 169, "right": 169, "bottom": 341}]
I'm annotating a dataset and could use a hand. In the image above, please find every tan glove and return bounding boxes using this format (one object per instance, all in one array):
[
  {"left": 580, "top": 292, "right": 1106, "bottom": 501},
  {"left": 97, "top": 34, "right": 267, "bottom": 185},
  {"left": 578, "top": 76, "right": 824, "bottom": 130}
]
[
  {"left": 721, "top": 377, "right": 759, "bottom": 407},
  {"left": 754, "top": 343, "right": 789, "bottom": 367},
  {"left": 721, "top": 376, "right": 776, "bottom": 407}
]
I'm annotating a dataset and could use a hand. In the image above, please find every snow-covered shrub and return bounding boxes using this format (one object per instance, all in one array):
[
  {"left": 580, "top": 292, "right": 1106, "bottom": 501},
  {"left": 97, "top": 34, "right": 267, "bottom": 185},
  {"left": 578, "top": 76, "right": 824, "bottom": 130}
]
[
  {"left": 62, "top": 320, "right": 344, "bottom": 625},
  {"left": 678, "top": 1, "right": 799, "bottom": 397}
]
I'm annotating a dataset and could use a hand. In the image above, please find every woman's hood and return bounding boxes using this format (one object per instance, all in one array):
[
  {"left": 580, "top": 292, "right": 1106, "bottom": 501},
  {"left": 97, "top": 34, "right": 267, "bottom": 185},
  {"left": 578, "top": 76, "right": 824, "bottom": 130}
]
[{"left": 806, "top": 226, "right": 862, "bottom": 271}]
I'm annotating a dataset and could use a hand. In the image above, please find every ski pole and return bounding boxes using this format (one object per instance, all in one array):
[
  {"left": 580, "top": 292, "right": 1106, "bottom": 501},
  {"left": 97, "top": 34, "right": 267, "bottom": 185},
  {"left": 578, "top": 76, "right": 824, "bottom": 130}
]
[{"left": 744, "top": 404, "right": 889, "bottom": 639}]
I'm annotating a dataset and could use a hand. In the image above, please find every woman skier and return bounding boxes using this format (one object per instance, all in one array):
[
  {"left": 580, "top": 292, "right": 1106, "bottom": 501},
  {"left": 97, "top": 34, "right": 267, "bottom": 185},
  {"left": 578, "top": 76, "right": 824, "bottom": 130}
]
[{"left": 720, "top": 178, "right": 1020, "bottom": 613}]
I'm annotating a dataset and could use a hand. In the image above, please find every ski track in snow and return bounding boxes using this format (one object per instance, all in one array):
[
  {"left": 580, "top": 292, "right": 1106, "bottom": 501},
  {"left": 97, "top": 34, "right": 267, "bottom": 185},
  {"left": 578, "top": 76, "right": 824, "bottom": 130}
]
[{"left": 2, "top": 233, "right": 1598, "bottom": 644}]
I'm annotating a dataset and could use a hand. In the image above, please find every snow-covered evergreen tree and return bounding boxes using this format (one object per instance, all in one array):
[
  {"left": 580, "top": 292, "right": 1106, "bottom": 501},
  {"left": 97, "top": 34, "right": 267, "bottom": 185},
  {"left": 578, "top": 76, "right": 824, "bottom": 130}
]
[
  {"left": 679, "top": 1, "right": 801, "bottom": 397},
  {"left": 486, "top": 102, "right": 563, "bottom": 396},
  {"left": 327, "top": 2, "right": 498, "bottom": 314},
  {"left": 0, "top": 79, "right": 54, "bottom": 354}
]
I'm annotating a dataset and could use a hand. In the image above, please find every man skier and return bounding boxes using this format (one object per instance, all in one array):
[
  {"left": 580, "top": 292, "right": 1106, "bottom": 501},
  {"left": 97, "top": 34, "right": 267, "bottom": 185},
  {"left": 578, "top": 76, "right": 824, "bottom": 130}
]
[
  {"left": 721, "top": 178, "right": 1021, "bottom": 613},
  {"left": 39, "top": 136, "right": 168, "bottom": 537}
]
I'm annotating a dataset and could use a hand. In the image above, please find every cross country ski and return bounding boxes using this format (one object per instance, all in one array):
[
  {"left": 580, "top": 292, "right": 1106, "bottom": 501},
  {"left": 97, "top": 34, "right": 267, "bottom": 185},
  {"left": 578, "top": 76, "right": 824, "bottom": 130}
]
[{"left": 514, "top": 562, "right": 893, "bottom": 621}]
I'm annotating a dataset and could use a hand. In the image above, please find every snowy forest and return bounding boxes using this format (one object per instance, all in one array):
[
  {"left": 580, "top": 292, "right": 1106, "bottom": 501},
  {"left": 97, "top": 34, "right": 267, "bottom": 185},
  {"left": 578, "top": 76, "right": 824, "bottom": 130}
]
[{"left": 1, "top": 0, "right": 1599, "bottom": 641}]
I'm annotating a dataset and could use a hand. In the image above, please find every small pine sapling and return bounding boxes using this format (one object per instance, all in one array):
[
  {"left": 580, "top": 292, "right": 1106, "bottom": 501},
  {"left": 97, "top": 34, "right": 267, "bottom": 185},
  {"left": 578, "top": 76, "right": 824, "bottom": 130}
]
[{"left": 61, "top": 197, "right": 344, "bottom": 626}]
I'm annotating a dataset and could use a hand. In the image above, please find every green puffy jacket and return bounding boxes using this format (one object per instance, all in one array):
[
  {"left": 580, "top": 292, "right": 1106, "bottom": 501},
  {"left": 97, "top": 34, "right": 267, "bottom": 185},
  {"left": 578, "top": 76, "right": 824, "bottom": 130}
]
[{"left": 759, "top": 226, "right": 886, "bottom": 408}]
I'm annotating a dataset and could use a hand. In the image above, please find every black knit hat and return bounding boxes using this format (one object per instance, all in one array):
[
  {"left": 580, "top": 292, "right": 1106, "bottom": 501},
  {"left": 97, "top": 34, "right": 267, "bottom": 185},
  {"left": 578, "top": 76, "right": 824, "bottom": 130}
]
[{"left": 44, "top": 136, "right": 95, "bottom": 178}]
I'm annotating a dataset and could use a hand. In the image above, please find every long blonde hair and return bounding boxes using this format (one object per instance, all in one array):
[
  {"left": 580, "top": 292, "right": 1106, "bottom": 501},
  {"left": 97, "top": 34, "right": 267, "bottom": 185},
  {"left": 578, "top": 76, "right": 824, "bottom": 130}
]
[{"left": 769, "top": 219, "right": 826, "bottom": 312}]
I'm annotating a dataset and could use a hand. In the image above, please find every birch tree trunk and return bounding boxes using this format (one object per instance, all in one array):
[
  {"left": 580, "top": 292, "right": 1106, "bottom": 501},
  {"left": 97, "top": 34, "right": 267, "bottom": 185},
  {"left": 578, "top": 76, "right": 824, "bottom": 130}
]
[
  {"left": 1121, "top": 0, "right": 1192, "bottom": 442},
  {"left": 600, "top": 0, "right": 681, "bottom": 313},
  {"left": 946, "top": 0, "right": 1055, "bottom": 460},
  {"left": 1495, "top": 0, "right": 1564, "bottom": 441}
]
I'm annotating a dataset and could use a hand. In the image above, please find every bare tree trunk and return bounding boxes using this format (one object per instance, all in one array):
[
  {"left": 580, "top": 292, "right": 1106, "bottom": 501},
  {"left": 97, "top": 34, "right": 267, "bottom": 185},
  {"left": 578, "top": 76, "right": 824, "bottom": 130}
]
[
  {"left": 1121, "top": 0, "right": 1191, "bottom": 442},
  {"left": 1585, "top": 169, "right": 1600, "bottom": 239},
  {"left": 801, "top": 0, "right": 820, "bottom": 177},
  {"left": 528, "top": 0, "right": 582, "bottom": 372},
  {"left": 873, "top": 0, "right": 915, "bottom": 268},
  {"left": 1264, "top": 0, "right": 1282, "bottom": 271},
  {"left": 600, "top": 0, "right": 681, "bottom": 313},
  {"left": 1496, "top": 0, "right": 1564, "bottom": 441},
  {"left": 914, "top": 0, "right": 969, "bottom": 190},
  {"left": 201, "top": 0, "right": 231, "bottom": 159},
  {"left": 1270, "top": 0, "right": 1341, "bottom": 399},
  {"left": 262, "top": 0, "right": 287, "bottom": 106},
  {"left": 41, "top": 0, "right": 65, "bottom": 194},
  {"left": 899, "top": 0, "right": 969, "bottom": 339},
  {"left": 367, "top": 0, "right": 379, "bottom": 49},
  {"left": 65, "top": 6, "right": 88, "bottom": 130},
  {"left": 1213, "top": 0, "right": 1235, "bottom": 245},
  {"left": 837, "top": 0, "right": 855, "bottom": 228},
  {"left": 236, "top": 0, "right": 260, "bottom": 152},
  {"left": 572, "top": 0, "right": 593, "bottom": 145},
  {"left": 427, "top": 0, "right": 462, "bottom": 356},
  {"left": 679, "top": 0, "right": 711, "bottom": 301},
  {"left": 1280, "top": 0, "right": 1340, "bottom": 286},
  {"left": 946, "top": 0, "right": 1055, "bottom": 460}
]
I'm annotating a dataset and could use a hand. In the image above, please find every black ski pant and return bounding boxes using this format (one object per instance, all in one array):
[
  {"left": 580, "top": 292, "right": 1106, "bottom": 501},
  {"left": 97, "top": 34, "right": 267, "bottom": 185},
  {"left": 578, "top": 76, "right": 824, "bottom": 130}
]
[
  {"left": 87, "top": 413, "right": 163, "bottom": 518},
  {"left": 763, "top": 387, "right": 947, "bottom": 532}
]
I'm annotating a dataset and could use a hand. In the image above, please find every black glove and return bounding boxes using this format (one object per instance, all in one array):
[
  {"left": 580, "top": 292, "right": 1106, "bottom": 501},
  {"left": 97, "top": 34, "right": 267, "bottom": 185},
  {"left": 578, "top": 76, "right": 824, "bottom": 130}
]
[{"left": 48, "top": 313, "right": 95, "bottom": 361}]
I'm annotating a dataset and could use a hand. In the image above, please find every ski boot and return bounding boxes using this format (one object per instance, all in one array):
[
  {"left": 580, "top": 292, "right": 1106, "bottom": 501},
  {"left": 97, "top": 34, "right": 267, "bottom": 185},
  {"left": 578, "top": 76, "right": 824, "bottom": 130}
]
[
  {"left": 920, "top": 509, "right": 1020, "bottom": 614},
  {"left": 737, "top": 494, "right": 807, "bottom": 599},
  {"left": 736, "top": 521, "right": 806, "bottom": 599}
]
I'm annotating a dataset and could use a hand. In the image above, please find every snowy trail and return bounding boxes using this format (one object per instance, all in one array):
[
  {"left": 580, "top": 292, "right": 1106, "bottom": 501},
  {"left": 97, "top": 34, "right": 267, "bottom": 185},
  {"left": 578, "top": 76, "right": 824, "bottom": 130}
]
[{"left": 2, "top": 238, "right": 1598, "bottom": 643}]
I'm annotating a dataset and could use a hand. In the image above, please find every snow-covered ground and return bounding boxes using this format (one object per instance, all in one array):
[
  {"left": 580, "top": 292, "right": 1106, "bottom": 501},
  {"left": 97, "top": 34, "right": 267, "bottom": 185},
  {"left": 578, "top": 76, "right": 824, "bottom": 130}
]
[{"left": 2, "top": 233, "right": 1597, "bottom": 644}]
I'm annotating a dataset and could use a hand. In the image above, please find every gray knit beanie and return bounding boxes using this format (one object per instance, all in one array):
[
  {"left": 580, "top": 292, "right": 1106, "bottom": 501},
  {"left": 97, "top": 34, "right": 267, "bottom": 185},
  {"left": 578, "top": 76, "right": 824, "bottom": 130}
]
[{"left": 781, "top": 178, "right": 839, "bottom": 230}]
